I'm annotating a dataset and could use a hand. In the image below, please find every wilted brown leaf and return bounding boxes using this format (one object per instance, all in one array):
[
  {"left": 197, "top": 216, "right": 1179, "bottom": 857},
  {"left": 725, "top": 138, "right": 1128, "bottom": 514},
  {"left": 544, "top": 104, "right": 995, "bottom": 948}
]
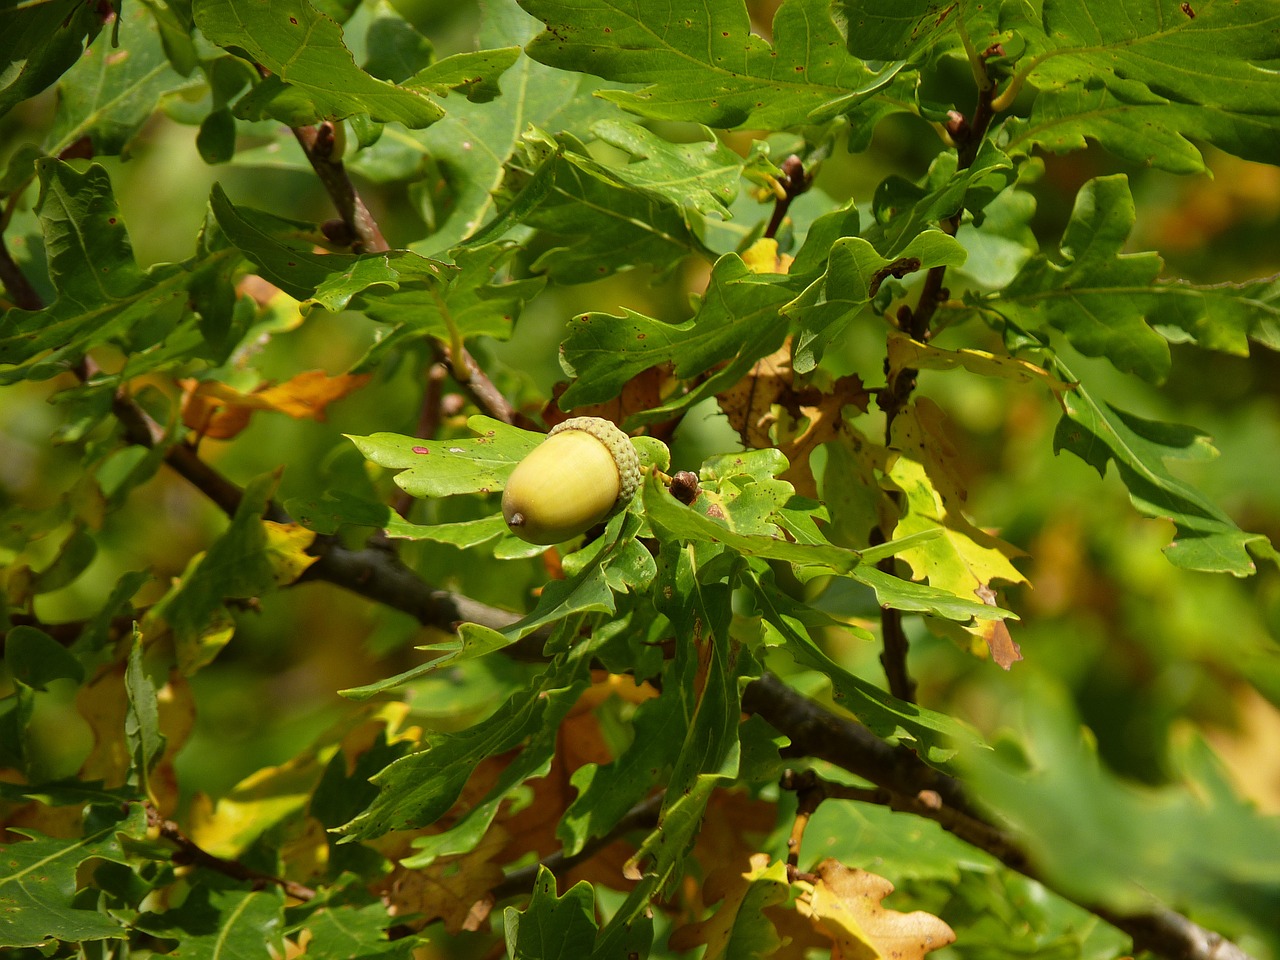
[
  {"left": 548, "top": 365, "right": 670, "bottom": 427},
  {"left": 718, "top": 337, "right": 870, "bottom": 498},
  {"left": 180, "top": 370, "right": 370, "bottom": 440},
  {"left": 384, "top": 825, "right": 507, "bottom": 934},
  {"left": 799, "top": 859, "right": 955, "bottom": 960},
  {"left": 718, "top": 342, "right": 791, "bottom": 449}
]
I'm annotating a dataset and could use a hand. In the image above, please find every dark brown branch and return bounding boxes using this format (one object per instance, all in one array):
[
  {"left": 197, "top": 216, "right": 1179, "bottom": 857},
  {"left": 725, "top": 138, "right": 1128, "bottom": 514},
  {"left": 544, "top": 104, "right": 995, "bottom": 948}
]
[
  {"left": 92, "top": 385, "right": 1254, "bottom": 960},
  {"left": 147, "top": 803, "right": 316, "bottom": 902},
  {"left": 0, "top": 236, "right": 43, "bottom": 312},
  {"left": 438, "top": 345, "right": 540, "bottom": 430},
  {"left": 763, "top": 154, "right": 809, "bottom": 241},
  {"left": 292, "top": 121, "right": 388, "bottom": 254}
]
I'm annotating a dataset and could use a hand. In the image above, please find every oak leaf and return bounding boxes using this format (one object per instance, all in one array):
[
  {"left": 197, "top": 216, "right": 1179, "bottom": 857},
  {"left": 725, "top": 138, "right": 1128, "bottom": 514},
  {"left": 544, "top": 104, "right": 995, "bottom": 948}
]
[
  {"left": 668, "top": 853, "right": 790, "bottom": 957},
  {"left": 886, "top": 399, "right": 1025, "bottom": 668},
  {"left": 799, "top": 859, "right": 955, "bottom": 960},
  {"left": 180, "top": 370, "right": 370, "bottom": 440}
]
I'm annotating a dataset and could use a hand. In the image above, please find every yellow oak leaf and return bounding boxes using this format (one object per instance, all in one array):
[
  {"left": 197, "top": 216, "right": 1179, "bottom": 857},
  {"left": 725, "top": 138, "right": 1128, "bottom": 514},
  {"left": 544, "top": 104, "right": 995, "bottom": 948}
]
[
  {"left": 885, "top": 332, "right": 1074, "bottom": 394},
  {"left": 886, "top": 399, "right": 1026, "bottom": 668}
]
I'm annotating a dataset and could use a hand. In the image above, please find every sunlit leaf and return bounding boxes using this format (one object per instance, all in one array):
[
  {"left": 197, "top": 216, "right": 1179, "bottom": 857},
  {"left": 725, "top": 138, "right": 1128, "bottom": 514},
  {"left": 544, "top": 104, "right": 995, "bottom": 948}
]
[
  {"left": 194, "top": 0, "right": 445, "bottom": 127},
  {"left": 798, "top": 858, "right": 956, "bottom": 959}
]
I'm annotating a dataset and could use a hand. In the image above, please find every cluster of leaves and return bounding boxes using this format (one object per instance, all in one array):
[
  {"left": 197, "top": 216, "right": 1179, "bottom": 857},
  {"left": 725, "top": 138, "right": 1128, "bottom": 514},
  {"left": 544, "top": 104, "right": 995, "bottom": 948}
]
[{"left": 3, "top": 0, "right": 1280, "bottom": 958}]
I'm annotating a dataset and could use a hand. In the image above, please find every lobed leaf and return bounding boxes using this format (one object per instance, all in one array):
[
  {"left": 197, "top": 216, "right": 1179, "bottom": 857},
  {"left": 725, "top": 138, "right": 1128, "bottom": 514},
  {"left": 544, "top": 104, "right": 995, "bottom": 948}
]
[
  {"left": 338, "top": 654, "right": 588, "bottom": 840},
  {"left": 668, "top": 854, "right": 790, "bottom": 958},
  {"left": 786, "top": 230, "right": 968, "bottom": 374},
  {"left": 194, "top": 0, "right": 444, "bottom": 127},
  {"left": 0, "top": 804, "right": 145, "bottom": 948},
  {"left": 518, "top": 0, "right": 907, "bottom": 129},
  {"left": 347, "top": 416, "right": 541, "bottom": 499},
  {"left": 0, "top": 161, "right": 197, "bottom": 383},
  {"left": 1017, "top": 0, "right": 1280, "bottom": 169},
  {"left": 0, "top": 0, "right": 107, "bottom": 121},
  {"left": 1052, "top": 358, "right": 1275, "bottom": 575},
  {"left": 960, "top": 678, "right": 1280, "bottom": 950},
  {"left": 44, "top": 3, "right": 193, "bottom": 159},
  {"left": 504, "top": 868, "right": 600, "bottom": 959},
  {"left": 560, "top": 254, "right": 794, "bottom": 413}
]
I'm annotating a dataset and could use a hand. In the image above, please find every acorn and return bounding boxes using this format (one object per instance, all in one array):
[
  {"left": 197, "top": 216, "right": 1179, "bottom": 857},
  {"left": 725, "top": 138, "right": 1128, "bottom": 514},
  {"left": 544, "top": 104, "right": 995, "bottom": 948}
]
[{"left": 502, "top": 416, "right": 641, "bottom": 545}]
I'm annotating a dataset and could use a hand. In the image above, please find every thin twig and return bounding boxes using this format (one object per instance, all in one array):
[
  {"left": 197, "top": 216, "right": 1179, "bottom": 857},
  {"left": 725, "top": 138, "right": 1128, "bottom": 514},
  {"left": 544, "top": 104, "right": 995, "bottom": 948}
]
[
  {"left": 873, "top": 43, "right": 1005, "bottom": 704},
  {"left": 763, "top": 154, "right": 809, "bottom": 240},
  {"left": 292, "top": 121, "right": 388, "bottom": 254},
  {"left": 147, "top": 803, "right": 316, "bottom": 902},
  {"left": 489, "top": 791, "right": 663, "bottom": 902}
]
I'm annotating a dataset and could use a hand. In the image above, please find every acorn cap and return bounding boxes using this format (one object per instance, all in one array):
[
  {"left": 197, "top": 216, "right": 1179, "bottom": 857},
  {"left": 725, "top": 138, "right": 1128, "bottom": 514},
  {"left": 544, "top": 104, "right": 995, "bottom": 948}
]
[{"left": 548, "top": 416, "right": 641, "bottom": 503}]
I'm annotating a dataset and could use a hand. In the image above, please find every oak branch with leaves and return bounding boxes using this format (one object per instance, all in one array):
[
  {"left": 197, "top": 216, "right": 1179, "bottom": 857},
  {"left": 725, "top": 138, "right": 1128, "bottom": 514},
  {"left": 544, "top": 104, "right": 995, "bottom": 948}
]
[{"left": 1, "top": 0, "right": 1279, "bottom": 959}]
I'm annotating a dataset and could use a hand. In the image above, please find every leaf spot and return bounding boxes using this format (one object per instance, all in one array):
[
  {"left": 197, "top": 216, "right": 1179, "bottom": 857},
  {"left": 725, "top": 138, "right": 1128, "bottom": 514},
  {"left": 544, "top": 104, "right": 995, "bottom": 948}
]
[{"left": 412, "top": 446, "right": 429, "bottom": 454}]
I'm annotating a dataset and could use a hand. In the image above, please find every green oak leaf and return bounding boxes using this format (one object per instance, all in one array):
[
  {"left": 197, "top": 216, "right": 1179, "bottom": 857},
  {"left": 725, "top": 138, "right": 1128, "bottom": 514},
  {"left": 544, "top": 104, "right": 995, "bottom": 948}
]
[
  {"left": 1052, "top": 358, "right": 1275, "bottom": 576},
  {"left": 0, "top": 805, "right": 145, "bottom": 948},
  {"left": 194, "top": 0, "right": 444, "bottom": 127},
  {"left": 505, "top": 868, "right": 600, "bottom": 960},
  {"left": 518, "top": 0, "right": 907, "bottom": 129},
  {"left": 209, "top": 184, "right": 451, "bottom": 309},
  {"left": 347, "top": 416, "right": 541, "bottom": 499},
  {"left": 559, "top": 253, "right": 794, "bottom": 414},
  {"left": 1016, "top": 0, "right": 1280, "bottom": 169}
]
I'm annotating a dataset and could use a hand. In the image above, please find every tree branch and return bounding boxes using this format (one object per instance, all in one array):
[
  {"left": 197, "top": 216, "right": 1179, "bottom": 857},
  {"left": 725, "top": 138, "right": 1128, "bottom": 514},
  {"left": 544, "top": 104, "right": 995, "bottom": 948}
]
[
  {"left": 746, "top": 674, "right": 1255, "bottom": 960},
  {"left": 293, "top": 121, "right": 387, "bottom": 254},
  {"left": 147, "top": 803, "right": 316, "bottom": 902},
  {"left": 0, "top": 234, "right": 43, "bottom": 312},
  {"left": 92, "top": 380, "right": 1254, "bottom": 960}
]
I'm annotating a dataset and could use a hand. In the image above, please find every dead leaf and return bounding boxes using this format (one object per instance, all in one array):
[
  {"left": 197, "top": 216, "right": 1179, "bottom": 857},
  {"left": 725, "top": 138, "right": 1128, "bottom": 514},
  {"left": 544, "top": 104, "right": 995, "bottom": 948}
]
[
  {"left": 548, "top": 365, "right": 670, "bottom": 427},
  {"left": 383, "top": 825, "right": 507, "bottom": 934},
  {"left": 886, "top": 332, "right": 1074, "bottom": 395},
  {"left": 180, "top": 370, "right": 370, "bottom": 440},
  {"left": 718, "top": 343, "right": 791, "bottom": 449},
  {"left": 975, "top": 584, "right": 1022, "bottom": 669},
  {"left": 799, "top": 859, "right": 955, "bottom": 960},
  {"left": 717, "top": 337, "right": 870, "bottom": 498},
  {"left": 779, "top": 376, "right": 869, "bottom": 500}
]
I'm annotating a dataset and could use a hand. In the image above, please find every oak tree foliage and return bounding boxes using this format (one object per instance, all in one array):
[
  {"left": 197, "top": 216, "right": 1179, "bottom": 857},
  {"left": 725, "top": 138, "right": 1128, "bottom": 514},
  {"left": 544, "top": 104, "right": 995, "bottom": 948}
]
[{"left": 2, "top": 0, "right": 1280, "bottom": 958}]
